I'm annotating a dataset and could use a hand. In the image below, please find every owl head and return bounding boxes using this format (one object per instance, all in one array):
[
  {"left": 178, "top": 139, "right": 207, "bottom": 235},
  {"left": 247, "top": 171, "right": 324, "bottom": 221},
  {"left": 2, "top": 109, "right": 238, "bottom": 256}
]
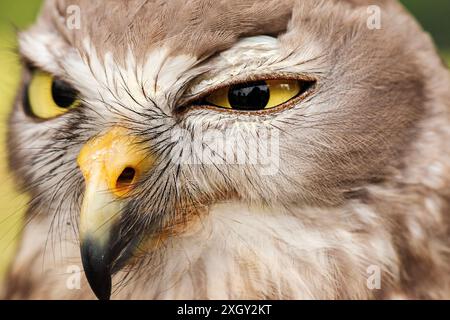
[{"left": 8, "top": 0, "right": 450, "bottom": 299}]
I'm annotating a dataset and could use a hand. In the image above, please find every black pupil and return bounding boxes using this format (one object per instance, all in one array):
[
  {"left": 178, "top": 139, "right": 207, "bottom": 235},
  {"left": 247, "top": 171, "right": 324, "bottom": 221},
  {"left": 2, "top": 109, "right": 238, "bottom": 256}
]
[
  {"left": 228, "top": 80, "right": 269, "bottom": 111},
  {"left": 51, "top": 79, "right": 78, "bottom": 108}
]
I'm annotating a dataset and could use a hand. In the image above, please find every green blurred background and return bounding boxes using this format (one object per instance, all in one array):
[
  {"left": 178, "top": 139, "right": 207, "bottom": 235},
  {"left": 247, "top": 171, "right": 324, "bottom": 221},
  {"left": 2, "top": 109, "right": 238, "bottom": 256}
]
[{"left": 0, "top": 1, "right": 449, "bottom": 281}]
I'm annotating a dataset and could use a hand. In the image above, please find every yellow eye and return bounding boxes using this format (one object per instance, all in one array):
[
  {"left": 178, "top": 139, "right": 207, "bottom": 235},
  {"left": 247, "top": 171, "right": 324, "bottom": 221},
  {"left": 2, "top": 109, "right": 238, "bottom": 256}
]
[
  {"left": 204, "top": 79, "right": 310, "bottom": 111},
  {"left": 26, "top": 71, "right": 80, "bottom": 119}
]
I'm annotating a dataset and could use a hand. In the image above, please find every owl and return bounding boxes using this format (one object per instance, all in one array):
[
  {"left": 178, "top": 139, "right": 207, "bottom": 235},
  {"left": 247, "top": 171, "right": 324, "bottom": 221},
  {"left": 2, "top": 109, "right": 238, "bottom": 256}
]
[{"left": 1, "top": 0, "right": 450, "bottom": 300}]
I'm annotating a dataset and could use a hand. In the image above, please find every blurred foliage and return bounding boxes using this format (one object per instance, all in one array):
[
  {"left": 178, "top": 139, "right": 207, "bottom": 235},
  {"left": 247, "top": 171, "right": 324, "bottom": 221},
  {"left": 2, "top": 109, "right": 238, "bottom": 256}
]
[
  {"left": 0, "top": 1, "right": 42, "bottom": 281},
  {"left": 0, "top": 0, "right": 449, "bottom": 281},
  {"left": 400, "top": 0, "right": 450, "bottom": 50},
  {"left": 0, "top": 0, "right": 42, "bottom": 30}
]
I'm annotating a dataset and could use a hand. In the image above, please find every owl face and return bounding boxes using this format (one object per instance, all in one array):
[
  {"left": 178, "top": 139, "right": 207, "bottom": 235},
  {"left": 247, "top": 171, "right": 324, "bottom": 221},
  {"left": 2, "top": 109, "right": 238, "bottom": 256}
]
[{"left": 9, "top": 0, "right": 432, "bottom": 299}]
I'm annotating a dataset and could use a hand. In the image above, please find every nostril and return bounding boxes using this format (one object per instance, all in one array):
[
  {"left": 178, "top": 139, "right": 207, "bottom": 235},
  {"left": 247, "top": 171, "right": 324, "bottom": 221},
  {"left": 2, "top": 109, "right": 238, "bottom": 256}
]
[{"left": 116, "top": 167, "right": 136, "bottom": 190}]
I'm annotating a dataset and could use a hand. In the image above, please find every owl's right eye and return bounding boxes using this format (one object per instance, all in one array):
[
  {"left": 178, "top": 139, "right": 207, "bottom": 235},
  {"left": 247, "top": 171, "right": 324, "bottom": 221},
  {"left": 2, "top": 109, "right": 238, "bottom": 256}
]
[{"left": 24, "top": 70, "right": 80, "bottom": 119}]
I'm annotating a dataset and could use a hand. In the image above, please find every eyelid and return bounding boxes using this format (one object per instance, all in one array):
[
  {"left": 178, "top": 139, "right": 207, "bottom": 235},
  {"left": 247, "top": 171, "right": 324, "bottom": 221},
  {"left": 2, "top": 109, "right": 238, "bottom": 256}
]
[
  {"left": 21, "top": 59, "right": 75, "bottom": 87},
  {"left": 21, "top": 56, "right": 40, "bottom": 73},
  {"left": 180, "top": 73, "right": 317, "bottom": 107},
  {"left": 178, "top": 74, "right": 317, "bottom": 114}
]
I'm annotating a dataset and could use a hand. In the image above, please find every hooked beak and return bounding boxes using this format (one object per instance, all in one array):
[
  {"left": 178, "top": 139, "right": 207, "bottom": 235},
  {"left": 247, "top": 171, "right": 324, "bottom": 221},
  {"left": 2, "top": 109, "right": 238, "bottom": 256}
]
[{"left": 77, "top": 127, "right": 153, "bottom": 300}]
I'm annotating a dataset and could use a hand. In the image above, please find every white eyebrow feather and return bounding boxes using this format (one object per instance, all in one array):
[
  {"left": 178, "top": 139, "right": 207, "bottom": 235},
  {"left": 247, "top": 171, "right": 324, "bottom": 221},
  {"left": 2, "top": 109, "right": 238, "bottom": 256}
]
[
  {"left": 19, "top": 29, "right": 69, "bottom": 76},
  {"left": 187, "top": 35, "right": 325, "bottom": 96}
]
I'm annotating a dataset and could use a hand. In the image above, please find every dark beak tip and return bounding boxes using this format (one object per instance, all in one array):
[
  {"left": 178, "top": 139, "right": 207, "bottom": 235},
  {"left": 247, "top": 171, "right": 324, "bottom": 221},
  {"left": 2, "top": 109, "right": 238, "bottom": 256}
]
[
  {"left": 95, "top": 288, "right": 112, "bottom": 301},
  {"left": 89, "top": 276, "right": 112, "bottom": 301},
  {"left": 81, "top": 240, "right": 113, "bottom": 300}
]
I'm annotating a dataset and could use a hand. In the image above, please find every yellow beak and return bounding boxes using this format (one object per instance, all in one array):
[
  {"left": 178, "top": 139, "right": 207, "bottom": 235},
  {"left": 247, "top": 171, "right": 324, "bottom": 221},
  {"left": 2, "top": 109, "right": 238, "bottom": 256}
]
[{"left": 77, "top": 127, "right": 154, "bottom": 300}]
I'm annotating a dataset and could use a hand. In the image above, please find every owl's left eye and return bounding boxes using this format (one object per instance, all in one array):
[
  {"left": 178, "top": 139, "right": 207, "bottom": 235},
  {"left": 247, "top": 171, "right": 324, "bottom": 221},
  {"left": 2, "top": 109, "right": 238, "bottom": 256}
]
[
  {"left": 197, "top": 79, "right": 313, "bottom": 112},
  {"left": 24, "top": 70, "right": 80, "bottom": 119}
]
